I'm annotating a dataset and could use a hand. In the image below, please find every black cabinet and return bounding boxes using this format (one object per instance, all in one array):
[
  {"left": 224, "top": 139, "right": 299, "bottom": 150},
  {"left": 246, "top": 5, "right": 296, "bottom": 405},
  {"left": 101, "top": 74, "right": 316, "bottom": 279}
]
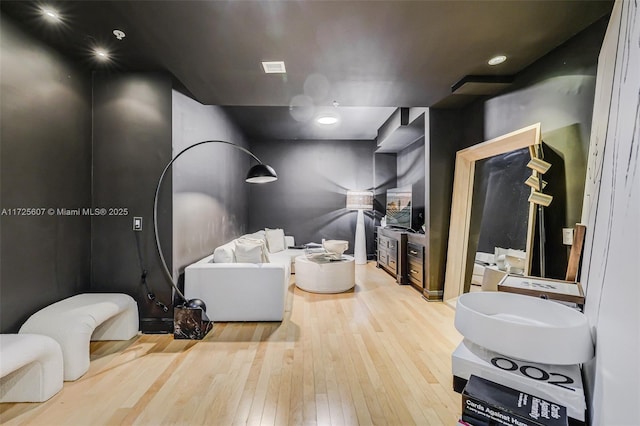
[
  {"left": 377, "top": 227, "right": 434, "bottom": 297},
  {"left": 377, "top": 233, "right": 398, "bottom": 278},
  {"left": 407, "top": 242, "right": 424, "bottom": 290},
  {"left": 376, "top": 227, "right": 408, "bottom": 284}
]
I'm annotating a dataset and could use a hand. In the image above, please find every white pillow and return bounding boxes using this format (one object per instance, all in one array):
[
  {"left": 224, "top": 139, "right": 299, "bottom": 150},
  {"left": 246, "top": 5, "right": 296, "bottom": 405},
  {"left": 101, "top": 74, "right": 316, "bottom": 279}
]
[
  {"left": 235, "top": 241, "right": 263, "bottom": 263},
  {"left": 213, "top": 245, "right": 235, "bottom": 263},
  {"left": 236, "top": 237, "right": 270, "bottom": 263},
  {"left": 265, "top": 228, "right": 286, "bottom": 253},
  {"left": 246, "top": 232, "right": 267, "bottom": 242}
]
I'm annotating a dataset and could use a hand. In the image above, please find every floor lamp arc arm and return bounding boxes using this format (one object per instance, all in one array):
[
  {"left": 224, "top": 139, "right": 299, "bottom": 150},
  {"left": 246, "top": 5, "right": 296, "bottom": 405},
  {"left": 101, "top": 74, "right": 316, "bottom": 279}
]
[{"left": 152, "top": 140, "right": 269, "bottom": 304}]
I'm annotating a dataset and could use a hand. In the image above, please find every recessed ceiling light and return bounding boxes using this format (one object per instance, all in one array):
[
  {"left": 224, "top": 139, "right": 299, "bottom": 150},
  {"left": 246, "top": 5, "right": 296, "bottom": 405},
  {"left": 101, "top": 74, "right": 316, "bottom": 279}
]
[
  {"left": 316, "top": 115, "right": 339, "bottom": 125},
  {"left": 488, "top": 55, "right": 507, "bottom": 66},
  {"left": 40, "top": 6, "right": 61, "bottom": 22},
  {"left": 94, "top": 48, "right": 110, "bottom": 61},
  {"left": 113, "top": 29, "right": 126, "bottom": 40},
  {"left": 262, "top": 61, "right": 286, "bottom": 74}
]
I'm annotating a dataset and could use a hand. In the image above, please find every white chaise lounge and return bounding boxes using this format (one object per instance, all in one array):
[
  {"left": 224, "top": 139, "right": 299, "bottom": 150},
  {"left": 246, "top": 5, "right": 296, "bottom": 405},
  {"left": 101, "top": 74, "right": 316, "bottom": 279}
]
[
  {"left": 19, "top": 293, "right": 139, "bottom": 381},
  {"left": 0, "top": 334, "right": 64, "bottom": 402}
]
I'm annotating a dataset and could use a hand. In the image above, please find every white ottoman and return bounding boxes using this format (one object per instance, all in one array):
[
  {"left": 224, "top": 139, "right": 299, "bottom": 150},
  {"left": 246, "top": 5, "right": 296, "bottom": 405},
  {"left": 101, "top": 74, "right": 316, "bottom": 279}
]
[
  {"left": 295, "top": 255, "right": 355, "bottom": 293},
  {"left": 0, "top": 334, "right": 63, "bottom": 402}
]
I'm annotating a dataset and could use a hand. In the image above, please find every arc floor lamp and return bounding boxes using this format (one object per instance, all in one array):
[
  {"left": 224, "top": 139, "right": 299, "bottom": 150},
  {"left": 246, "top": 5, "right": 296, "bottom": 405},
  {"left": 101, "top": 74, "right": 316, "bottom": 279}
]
[{"left": 152, "top": 140, "right": 278, "bottom": 313}]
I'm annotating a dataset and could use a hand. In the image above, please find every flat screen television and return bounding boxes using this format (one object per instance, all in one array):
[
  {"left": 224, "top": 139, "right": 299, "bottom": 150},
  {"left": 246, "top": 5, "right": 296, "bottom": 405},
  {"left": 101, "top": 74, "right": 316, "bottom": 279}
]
[{"left": 386, "top": 187, "right": 412, "bottom": 229}]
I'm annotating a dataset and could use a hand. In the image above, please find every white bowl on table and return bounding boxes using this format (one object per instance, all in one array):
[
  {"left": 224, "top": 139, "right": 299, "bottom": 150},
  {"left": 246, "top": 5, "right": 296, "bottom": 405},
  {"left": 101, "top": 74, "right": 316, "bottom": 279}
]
[{"left": 322, "top": 240, "right": 349, "bottom": 256}]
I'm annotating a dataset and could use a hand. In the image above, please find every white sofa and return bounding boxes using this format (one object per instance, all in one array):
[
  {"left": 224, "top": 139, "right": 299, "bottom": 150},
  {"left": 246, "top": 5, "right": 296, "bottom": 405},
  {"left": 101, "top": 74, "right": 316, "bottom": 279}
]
[{"left": 184, "top": 230, "right": 305, "bottom": 322}]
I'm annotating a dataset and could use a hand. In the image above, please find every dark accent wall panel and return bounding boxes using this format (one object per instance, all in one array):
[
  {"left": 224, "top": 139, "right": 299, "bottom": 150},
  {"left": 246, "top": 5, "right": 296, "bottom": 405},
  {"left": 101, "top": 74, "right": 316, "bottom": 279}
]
[
  {"left": 91, "top": 72, "right": 173, "bottom": 328},
  {"left": 248, "top": 139, "right": 376, "bottom": 256},
  {"left": 0, "top": 15, "right": 92, "bottom": 333},
  {"left": 485, "top": 16, "right": 607, "bottom": 143},
  {"left": 172, "top": 91, "right": 250, "bottom": 272},
  {"left": 397, "top": 136, "right": 426, "bottom": 231},
  {"left": 458, "top": 99, "right": 485, "bottom": 151},
  {"left": 478, "top": 18, "right": 606, "bottom": 280},
  {"left": 427, "top": 109, "right": 460, "bottom": 293},
  {"left": 374, "top": 153, "right": 397, "bottom": 225}
]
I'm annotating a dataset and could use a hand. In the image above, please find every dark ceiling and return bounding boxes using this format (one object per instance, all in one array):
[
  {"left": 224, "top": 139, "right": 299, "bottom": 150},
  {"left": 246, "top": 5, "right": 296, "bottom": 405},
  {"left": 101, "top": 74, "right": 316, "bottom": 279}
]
[{"left": 1, "top": 0, "right": 613, "bottom": 140}]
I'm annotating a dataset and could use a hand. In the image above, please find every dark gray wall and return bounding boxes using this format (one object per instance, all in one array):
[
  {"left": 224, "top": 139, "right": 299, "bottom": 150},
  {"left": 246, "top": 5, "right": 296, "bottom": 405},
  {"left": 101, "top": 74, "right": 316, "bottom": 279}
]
[
  {"left": 91, "top": 72, "right": 173, "bottom": 331},
  {"left": 374, "top": 152, "right": 397, "bottom": 229},
  {"left": 397, "top": 137, "right": 426, "bottom": 231},
  {"left": 427, "top": 109, "right": 461, "bottom": 293},
  {"left": 458, "top": 99, "right": 486, "bottom": 151},
  {"left": 0, "top": 15, "right": 92, "bottom": 333},
  {"left": 468, "top": 17, "right": 607, "bottom": 280},
  {"left": 172, "top": 91, "right": 250, "bottom": 272},
  {"left": 485, "top": 15, "right": 607, "bottom": 144},
  {"left": 248, "top": 139, "right": 377, "bottom": 256}
]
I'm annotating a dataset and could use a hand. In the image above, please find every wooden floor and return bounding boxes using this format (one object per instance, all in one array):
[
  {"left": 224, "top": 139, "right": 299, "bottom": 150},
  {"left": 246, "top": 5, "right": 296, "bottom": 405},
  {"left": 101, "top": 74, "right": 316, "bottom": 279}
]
[{"left": 1, "top": 263, "right": 463, "bottom": 425}]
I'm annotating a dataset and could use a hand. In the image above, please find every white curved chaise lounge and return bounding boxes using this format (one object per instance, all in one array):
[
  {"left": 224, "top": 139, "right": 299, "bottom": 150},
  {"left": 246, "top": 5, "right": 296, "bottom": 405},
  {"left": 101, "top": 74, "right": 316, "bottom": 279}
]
[
  {"left": 0, "top": 333, "right": 63, "bottom": 402},
  {"left": 19, "top": 293, "right": 139, "bottom": 381}
]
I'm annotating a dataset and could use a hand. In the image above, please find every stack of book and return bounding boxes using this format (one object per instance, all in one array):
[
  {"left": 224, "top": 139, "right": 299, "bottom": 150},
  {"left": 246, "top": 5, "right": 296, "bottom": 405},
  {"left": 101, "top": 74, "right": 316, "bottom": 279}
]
[{"left": 460, "top": 375, "right": 568, "bottom": 426}]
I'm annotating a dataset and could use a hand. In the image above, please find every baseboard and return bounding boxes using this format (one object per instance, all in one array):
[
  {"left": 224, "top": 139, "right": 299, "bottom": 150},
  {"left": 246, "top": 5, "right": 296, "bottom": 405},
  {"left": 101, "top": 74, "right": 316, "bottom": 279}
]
[
  {"left": 140, "top": 317, "right": 173, "bottom": 334},
  {"left": 422, "top": 289, "right": 444, "bottom": 301}
]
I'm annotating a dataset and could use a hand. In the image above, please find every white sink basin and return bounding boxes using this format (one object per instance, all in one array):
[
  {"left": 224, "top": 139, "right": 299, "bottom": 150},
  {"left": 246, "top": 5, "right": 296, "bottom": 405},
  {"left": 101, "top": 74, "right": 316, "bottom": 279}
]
[{"left": 455, "top": 292, "right": 593, "bottom": 365}]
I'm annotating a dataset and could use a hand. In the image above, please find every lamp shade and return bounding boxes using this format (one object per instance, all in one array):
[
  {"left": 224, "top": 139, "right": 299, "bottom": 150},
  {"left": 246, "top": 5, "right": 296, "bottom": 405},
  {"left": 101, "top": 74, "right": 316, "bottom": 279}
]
[
  {"left": 246, "top": 163, "right": 278, "bottom": 183},
  {"left": 346, "top": 191, "right": 373, "bottom": 210}
]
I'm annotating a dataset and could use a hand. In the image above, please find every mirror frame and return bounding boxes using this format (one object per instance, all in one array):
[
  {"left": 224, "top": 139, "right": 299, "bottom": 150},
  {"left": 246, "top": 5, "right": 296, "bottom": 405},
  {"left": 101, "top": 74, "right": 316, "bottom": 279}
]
[{"left": 443, "top": 123, "right": 541, "bottom": 302}]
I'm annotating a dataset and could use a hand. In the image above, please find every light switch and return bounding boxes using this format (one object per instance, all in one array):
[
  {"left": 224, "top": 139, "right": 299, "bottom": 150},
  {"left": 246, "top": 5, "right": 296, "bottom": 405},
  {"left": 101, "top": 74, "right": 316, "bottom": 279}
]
[{"left": 562, "top": 228, "right": 574, "bottom": 245}]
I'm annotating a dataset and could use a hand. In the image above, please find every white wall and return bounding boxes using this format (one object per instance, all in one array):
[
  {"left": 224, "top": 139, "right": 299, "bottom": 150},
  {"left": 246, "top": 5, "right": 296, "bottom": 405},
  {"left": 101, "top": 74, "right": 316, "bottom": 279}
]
[{"left": 580, "top": 1, "right": 640, "bottom": 424}]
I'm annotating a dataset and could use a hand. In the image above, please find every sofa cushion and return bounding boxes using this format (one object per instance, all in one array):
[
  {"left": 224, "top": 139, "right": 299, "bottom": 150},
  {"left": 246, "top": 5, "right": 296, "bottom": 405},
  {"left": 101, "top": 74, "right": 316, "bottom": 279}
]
[
  {"left": 213, "top": 242, "right": 236, "bottom": 263},
  {"left": 235, "top": 241, "right": 264, "bottom": 263},
  {"left": 269, "top": 251, "right": 292, "bottom": 266},
  {"left": 265, "top": 228, "right": 286, "bottom": 253},
  {"left": 236, "top": 237, "right": 270, "bottom": 263},
  {"left": 245, "top": 231, "right": 266, "bottom": 242}
]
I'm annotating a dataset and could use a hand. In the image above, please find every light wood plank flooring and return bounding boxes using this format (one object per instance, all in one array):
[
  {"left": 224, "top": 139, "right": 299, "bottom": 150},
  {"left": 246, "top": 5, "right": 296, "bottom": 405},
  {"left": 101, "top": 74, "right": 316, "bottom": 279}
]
[{"left": 1, "top": 263, "right": 463, "bottom": 425}]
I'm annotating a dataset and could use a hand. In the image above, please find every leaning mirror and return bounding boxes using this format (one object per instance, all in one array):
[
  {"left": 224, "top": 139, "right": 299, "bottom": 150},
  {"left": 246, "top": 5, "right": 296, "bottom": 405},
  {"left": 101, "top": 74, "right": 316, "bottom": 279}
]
[{"left": 443, "top": 123, "right": 541, "bottom": 303}]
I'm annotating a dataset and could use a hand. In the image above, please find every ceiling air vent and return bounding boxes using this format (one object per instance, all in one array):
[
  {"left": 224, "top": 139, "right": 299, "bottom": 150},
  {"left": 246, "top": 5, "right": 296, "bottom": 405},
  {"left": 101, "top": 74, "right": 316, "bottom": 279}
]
[{"left": 261, "top": 61, "right": 286, "bottom": 74}]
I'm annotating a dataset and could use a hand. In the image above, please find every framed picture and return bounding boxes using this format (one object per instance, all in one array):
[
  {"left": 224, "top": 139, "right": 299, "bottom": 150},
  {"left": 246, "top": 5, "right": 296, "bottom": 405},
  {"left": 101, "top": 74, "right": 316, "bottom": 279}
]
[{"left": 498, "top": 274, "right": 584, "bottom": 304}]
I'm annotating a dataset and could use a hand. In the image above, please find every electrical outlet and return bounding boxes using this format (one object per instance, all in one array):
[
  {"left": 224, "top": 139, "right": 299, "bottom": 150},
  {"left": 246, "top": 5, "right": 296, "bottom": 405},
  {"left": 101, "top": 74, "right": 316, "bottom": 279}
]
[
  {"left": 133, "top": 217, "right": 143, "bottom": 231},
  {"left": 562, "top": 228, "right": 574, "bottom": 245}
]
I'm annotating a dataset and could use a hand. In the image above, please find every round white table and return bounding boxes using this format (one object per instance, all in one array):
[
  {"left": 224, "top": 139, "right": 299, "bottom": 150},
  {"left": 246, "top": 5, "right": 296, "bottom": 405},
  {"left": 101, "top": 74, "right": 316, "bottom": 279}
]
[{"left": 295, "top": 255, "right": 355, "bottom": 293}]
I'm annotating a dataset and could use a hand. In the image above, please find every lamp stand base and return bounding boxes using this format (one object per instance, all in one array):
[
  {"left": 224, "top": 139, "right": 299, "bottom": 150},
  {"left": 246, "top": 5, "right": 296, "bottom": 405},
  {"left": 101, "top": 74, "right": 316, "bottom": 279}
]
[
  {"left": 354, "top": 209, "right": 367, "bottom": 265},
  {"left": 173, "top": 306, "right": 212, "bottom": 340}
]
